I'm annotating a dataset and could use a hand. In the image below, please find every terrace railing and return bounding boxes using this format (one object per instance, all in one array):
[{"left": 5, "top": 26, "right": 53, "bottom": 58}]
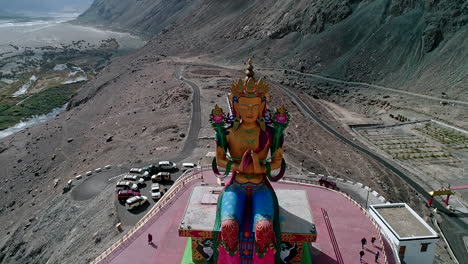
[
  {"left": 92, "top": 168, "right": 396, "bottom": 264},
  {"left": 279, "top": 176, "right": 396, "bottom": 264},
  {"left": 91, "top": 167, "right": 208, "bottom": 264}
]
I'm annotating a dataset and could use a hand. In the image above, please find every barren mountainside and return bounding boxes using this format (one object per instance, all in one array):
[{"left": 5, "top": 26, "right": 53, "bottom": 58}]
[
  {"left": 0, "top": 1, "right": 466, "bottom": 263},
  {"left": 78, "top": 0, "right": 468, "bottom": 100}
]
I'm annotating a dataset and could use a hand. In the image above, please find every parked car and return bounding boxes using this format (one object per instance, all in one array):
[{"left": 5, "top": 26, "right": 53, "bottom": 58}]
[
  {"left": 125, "top": 196, "right": 148, "bottom": 210},
  {"left": 130, "top": 165, "right": 159, "bottom": 176},
  {"left": 116, "top": 181, "right": 138, "bottom": 191},
  {"left": 182, "top": 162, "right": 199, "bottom": 171},
  {"left": 151, "top": 172, "right": 171, "bottom": 182},
  {"left": 318, "top": 177, "right": 338, "bottom": 190},
  {"left": 151, "top": 183, "right": 162, "bottom": 200},
  {"left": 117, "top": 190, "right": 141, "bottom": 202},
  {"left": 129, "top": 167, "right": 144, "bottom": 174},
  {"left": 141, "top": 171, "right": 151, "bottom": 180},
  {"left": 122, "top": 174, "right": 145, "bottom": 184},
  {"left": 158, "top": 161, "right": 177, "bottom": 171},
  {"left": 143, "top": 164, "right": 159, "bottom": 175}
]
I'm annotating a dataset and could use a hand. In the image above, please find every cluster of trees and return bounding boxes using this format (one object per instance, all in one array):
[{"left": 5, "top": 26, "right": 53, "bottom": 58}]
[{"left": 389, "top": 114, "right": 409, "bottom": 122}]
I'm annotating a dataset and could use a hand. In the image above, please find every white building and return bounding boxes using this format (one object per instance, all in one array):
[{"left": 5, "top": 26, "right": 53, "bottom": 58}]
[{"left": 369, "top": 203, "right": 439, "bottom": 264}]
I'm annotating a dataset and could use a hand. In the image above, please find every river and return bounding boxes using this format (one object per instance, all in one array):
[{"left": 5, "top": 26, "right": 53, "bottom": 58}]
[
  {"left": 0, "top": 103, "right": 67, "bottom": 139},
  {"left": 0, "top": 13, "right": 146, "bottom": 138}
]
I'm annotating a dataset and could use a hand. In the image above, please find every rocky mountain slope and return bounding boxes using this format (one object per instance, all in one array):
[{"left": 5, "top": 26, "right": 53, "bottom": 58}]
[
  {"left": 0, "top": 0, "right": 466, "bottom": 263},
  {"left": 79, "top": 0, "right": 468, "bottom": 100}
]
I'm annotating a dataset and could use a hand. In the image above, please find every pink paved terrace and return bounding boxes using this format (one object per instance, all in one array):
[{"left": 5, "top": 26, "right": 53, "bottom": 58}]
[{"left": 97, "top": 170, "right": 396, "bottom": 264}]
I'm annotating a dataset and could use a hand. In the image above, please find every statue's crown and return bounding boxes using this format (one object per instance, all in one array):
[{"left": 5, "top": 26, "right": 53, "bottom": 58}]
[{"left": 230, "top": 59, "right": 270, "bottom": 102}]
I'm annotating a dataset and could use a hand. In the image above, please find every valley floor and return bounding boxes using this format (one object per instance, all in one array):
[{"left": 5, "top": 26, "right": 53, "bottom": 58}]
[{"left": 0, "top": 57, "right": 461, "bottom": 264}]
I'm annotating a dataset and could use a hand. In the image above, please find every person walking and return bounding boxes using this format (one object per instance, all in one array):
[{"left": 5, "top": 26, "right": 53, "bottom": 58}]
[
  {"left": 360, "top": 250, "right": 365, "bottom": 262},
  {"left": 371, "top": 235, "right": 376, "bottom": 245},
  {"left": 148, "top": 233, "right": 153, "bottom": 244},
  {"left": 375, "top": 251, "right": 380, "bottom": 262},
  {"left": 361, "top": 237, "right": 367, "bottom": 249}
]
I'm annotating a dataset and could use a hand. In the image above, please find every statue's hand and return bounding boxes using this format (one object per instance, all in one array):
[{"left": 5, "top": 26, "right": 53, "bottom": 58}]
[
  {"left": 251, "top": 152, "right": 263, "bottom": 174},
  {"left": 240, "top": 149, "right": 253, "bottom": 174}
]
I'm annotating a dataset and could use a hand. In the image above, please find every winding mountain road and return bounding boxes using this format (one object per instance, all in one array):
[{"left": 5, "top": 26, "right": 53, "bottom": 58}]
[
  {"left": 283, "top": 69, "right": 468, "bottom": 106},
  {"left": 71, "top": 64, "right": 201, "bottom": 201},
  {"left": 170, "top": 65, "right": 202, "bottom": 162},
  {"left": 70, "top": 60, "right": 466, "bottom": 261},
  {"left": 270, "top": 79, "right": 468, "bottom": 263}
]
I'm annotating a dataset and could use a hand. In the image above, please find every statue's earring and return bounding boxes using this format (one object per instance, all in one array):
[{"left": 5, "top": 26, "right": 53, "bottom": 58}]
[
  {"left": 233, "top": 116, "right": 241, "bottom": 131},
  {"left": 257, "top": 116, "right": 266, "bottom": 131}
]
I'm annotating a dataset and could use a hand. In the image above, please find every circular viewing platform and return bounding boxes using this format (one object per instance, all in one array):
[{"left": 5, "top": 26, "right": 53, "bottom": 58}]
[{"left": 93, "top": 170, "right": 396, "bottom": 264}]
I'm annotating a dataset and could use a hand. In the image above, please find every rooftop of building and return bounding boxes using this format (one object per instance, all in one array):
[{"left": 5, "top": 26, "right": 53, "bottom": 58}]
[{"left": 371, "top": 204, "right": 438, "bottom": 240}]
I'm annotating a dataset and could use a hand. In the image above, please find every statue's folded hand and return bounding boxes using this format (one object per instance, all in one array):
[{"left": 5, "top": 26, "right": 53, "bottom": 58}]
[
  {"left": 251, "top": 152, "right": 263, "bottom": 174},
  {"left": 240, "top": 149, "right": 253, "bottom": 172}
]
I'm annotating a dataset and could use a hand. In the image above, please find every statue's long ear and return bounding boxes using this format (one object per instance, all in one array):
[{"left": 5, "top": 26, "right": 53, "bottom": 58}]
[
  {"left": 259, "top": 101, "right": 266, "bottom": 116},
  {"left": 233, "top": 101, "right": 239, "bottom": 116}
]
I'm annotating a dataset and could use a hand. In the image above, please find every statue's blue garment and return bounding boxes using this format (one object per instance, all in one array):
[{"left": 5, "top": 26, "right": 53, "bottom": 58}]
[{"left": 220, "top": 179, "right": 274, "bottom": 231}]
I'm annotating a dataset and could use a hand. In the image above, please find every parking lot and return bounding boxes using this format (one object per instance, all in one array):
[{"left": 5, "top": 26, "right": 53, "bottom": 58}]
[{"left": 114, "top": 163, "right": 197, "bottom": 226}]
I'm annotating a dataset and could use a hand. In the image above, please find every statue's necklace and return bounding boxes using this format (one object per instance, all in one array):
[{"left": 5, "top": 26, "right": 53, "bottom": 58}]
[
  {"left": 246, "top": 139, "right": 256, "bottom": 145},
  {"left": 243, "top": 129, "right": 256, "bottom": 145}
]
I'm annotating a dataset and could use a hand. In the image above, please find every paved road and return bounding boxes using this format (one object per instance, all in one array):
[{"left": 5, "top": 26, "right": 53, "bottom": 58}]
[
  {"left": 176, "top": 62, "right": 468, "bottom": 259},
  {"left": 175, "top": 61, "right": 468, "bottom": 106},
  {"left": 71, "top": 60, "right": 467, "bottom": 260},
  {"left": 272, "top": 79, "right": 468, "bottom": 263},
  {"left": 115, "top": 65, "right": 203, "bottom": 225},
  {"left": 71, "top": 64, "right": 202, "bottom": 225},
  {"left": 283, "top": 69, "right": 468, "bottom": 107},
  {"left": 169, "top": 65, "right": 202, "bottom": 163},
  {"left": 71, "top": 167, "right": 129, "bottom": 201}
]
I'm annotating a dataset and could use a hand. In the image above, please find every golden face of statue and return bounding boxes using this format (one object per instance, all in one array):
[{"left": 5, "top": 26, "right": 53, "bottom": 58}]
[{"left": 236, "top": 97, "right": 263, "bottom": 124}]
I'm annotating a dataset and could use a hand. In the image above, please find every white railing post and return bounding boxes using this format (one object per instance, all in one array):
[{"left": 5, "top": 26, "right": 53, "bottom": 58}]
[{"left": 91, "top": 169, "right": 206, "bottom": 264}]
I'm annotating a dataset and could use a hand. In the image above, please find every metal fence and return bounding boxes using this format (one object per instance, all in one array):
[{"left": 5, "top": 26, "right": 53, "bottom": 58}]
[
  {"left": 92, "top": 170, "right": 395, "bottom": 264},
  {"left": 91, "top": 169, "right": 206, "bottom": 264},
  {"left": 279, "top": 176, "right": 395, "bottom": 264}
]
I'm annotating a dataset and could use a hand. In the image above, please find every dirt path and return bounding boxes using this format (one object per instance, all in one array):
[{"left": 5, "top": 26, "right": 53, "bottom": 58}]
[
  {"left": 172, "top": 60, "right": 468, "bottom": 106},
  {"left": 284, "top": 69, "right": 468, "bottom": 106},
  {"left": 269, "top": 78, "right": 468, "bottom": 263}
]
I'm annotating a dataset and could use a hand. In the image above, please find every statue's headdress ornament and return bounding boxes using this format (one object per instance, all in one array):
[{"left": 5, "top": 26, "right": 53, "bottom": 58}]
[{"left": 230, "top": 59, "right": 270, "bottom": 102}]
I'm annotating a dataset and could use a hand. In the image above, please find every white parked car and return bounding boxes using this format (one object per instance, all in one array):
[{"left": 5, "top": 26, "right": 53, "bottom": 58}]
[
  {"left": 129, "top": 167, "right": 144, "bottom": 174},
  {"left": 125, "top": 196, "right": 148, "bottom": 210},
  {"left": 122, "top": 174, "right": 145, "bottom": 183},
  {"left": 151, "top": 172, "right": 171, "bottom": 182},
  {"left": 158, "top": 161, "right": 177, "bottom": 171},
  {"left": 182, "top": 163, "right": 199, "bottom": 171},
  {"left": 151, "top": 183, "right": 162, "bottom": 199},
  {"left": 116, "top": 181, "right": 138, "bottom": 191},
  {"left": 142, "top": 171, "right": 150, "bottom": 180}
]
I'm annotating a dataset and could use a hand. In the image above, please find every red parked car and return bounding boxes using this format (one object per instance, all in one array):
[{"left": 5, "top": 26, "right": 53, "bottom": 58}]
[
  {"left": 118, "top": 189, "right": 141, "bottom": 202},
  {"left": 319, "top": 177, "right": 338, "bottom": 190}
]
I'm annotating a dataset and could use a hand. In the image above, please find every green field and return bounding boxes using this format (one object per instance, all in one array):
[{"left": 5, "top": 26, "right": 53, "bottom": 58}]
[{"left": 0, "top": 83, "right": 81, "bottom": 130}]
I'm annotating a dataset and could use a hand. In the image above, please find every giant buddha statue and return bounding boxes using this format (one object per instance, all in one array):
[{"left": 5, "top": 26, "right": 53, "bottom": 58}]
[{"left": 210, "top": 59, "right": 290, "bottom": 263}]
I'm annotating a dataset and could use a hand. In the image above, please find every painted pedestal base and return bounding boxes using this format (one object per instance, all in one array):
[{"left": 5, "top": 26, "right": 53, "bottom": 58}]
[
  {"left": 179, "top": 187, "right": 317, "bottom": 264},
  {"left": 181, "top": 238, "right": 314, "bottom": 264}
]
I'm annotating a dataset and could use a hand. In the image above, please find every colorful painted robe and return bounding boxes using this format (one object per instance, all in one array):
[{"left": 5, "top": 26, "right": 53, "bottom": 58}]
[{"left": 211, "top": 124, "right": 287, "bottom": 264}]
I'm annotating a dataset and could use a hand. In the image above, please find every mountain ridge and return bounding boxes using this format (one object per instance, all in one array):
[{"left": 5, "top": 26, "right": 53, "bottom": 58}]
[{"left": 78, "top": 0, "right": 468, "bottom": 100}]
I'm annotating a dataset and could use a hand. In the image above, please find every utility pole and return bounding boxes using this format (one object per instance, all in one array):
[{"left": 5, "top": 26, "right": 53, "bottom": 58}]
[
  {"left": 365, "top": 188, "right": 370, "bottom": 209},
  {"left": 198, "top": 158, "right": 204, "bottom": 183}
]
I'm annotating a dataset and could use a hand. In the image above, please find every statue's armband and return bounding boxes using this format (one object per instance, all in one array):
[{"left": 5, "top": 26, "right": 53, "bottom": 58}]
[
  {"left": 271, "top": 105, "right": 290, "bottom": 153},
  {"left": 210, "top": 105, "right": 231, "bottom": 178}
]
